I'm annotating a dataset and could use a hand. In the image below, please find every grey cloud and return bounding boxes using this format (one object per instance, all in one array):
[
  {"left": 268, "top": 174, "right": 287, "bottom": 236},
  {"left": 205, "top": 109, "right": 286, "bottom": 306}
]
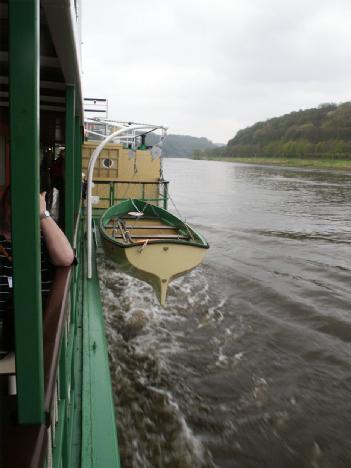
[{"left": 82, "top": 0, "right": 351, "bottom": 141}]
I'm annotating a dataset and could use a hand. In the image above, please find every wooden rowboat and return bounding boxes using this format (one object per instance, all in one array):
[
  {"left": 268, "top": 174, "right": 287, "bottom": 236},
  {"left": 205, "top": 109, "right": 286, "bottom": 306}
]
[{"left": 99, "top": 199, "right": 209, "bottom": 305}]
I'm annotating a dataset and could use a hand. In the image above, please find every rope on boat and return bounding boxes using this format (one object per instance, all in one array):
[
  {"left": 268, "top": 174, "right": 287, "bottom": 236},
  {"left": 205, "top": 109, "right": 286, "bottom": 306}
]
[
  {"left": 166, "top": 191, "right": 195, "bottom": 241},
  {"left": 126, "top": 199, "right": 150, "bottom": 234},
  {"left": 111, "top": 200, "right": 147, "bottom": 244},
  {"left": 138, "top": 239, "right": 149, "bottom": 252},
  {"left": 130, "top": 199, "right": 143, "bottom": 215},
  {"left": 117, "top": 219, "right": 128, "bottom": 243}
]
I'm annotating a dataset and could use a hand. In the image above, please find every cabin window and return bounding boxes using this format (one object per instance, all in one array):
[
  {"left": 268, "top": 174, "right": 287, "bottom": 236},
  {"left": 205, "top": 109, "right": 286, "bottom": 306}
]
[{"left": 103, "top": 158, "right": 113, "bottom": 169}]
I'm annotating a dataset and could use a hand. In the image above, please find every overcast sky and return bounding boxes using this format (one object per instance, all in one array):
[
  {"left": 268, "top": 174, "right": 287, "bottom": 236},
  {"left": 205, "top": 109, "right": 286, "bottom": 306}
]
[{"left": 82, "top": 0, "right": 351, "bottom": 143}]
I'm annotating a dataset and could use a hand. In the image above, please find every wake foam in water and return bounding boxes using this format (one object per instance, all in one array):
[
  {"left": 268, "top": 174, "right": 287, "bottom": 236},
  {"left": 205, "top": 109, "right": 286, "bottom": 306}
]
[{"left": 97, "top": 256, "right": 212, "bottom": 468}]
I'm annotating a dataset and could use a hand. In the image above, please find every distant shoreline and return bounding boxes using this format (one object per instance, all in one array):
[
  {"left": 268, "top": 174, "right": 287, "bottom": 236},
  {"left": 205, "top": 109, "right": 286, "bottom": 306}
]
[{"left": 193, "top": 156, "right": 351, "bottom": 171}]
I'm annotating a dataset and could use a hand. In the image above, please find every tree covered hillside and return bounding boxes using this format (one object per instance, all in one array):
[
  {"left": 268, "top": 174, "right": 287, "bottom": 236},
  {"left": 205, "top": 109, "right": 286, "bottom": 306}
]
[
  {"left": 196, "top": 103, "right": 351, "bottom": 159},
  {"left": 146, "top": 133, "right": 217, "bottom": 158}
]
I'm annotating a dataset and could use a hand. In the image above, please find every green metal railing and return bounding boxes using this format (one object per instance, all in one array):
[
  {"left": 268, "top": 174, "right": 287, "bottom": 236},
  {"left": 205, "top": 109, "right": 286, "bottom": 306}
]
[
  {"left": 6, "top": 0, "right": 119, "bottom": 466},
  {"left": 93, "top": 179, "right": 169, "bottom": 210},
  {"left": 9, "top": 0, "right": 44, "bottom": 425}
]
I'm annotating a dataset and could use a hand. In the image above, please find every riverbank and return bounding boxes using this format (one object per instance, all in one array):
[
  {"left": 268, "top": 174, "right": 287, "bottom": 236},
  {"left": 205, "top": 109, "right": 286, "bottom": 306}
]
[{"left": 193, "top": 156, "right": 351, "bottom": 171}]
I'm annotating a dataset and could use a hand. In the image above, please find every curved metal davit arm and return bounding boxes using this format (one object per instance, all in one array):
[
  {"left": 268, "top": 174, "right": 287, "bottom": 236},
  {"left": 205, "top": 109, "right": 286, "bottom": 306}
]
[{"left": 86, "top": 124, "right": 167, "bottom": 278}]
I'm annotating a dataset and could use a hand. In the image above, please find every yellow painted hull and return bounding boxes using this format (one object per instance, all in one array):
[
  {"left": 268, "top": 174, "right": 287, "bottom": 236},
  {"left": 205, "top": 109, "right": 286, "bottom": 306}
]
[
  {"left": 99, "top": 199, "right": 209, "bottom": 305},
  {"left": 101, "top": 238, "right": 207, "bottom": 305}
]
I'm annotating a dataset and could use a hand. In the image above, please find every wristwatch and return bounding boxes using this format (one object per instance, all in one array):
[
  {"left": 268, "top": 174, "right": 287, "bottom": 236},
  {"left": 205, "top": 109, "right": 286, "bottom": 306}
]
[{"left": 40, "top": 210, "right": 51, "bottom": 220}]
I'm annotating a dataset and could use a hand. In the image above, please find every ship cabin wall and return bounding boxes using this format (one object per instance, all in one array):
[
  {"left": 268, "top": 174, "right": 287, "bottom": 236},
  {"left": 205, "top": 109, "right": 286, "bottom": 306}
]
[{"left": 82, "top": 140, "right": 162, "bottom": 209}]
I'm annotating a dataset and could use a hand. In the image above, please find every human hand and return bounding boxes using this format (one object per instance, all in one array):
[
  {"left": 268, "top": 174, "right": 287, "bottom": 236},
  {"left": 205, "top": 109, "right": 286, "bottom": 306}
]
[{"left": 40, "top": 192, "right": 47, "bottom": 215}]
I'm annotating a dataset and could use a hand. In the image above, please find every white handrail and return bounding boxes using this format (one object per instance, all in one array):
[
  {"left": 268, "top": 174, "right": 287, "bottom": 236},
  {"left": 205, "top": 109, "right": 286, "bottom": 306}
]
[
  {"left": 85, "top": 128, "right": 140, "bottom": 141},
  {"left": 86, "top": 124, "right": 167, "bottom": 278}
]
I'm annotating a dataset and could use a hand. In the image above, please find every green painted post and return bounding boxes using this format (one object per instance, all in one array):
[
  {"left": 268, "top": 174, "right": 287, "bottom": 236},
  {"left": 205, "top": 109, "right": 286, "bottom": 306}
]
[
  {"left": 9, "top": 0, "right": 44, "bottom": 424},
  {"left": 74, "top": 116, "right": 81, "bottom": 215},
  {"left": 59, "top": 333, "right": 67, "bottom": 399},
  {"left": 65, "top": 86, "right": 75, "bottom": 244},
  {"left": 72, "top": 115, "right": 81, "bottom": 327},
  {"left": 59, "top": 332, "right": 69, "bottom": 466}
]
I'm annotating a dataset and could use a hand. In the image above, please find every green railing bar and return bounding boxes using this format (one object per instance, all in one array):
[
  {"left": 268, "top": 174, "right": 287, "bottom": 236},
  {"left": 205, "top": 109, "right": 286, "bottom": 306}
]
[
  {"left": 93, "top": 180, "right": 170, "bottom": 185},
  {"left": 66, "top": 90, "right": 76, "bottom": 333},
  {"left": 66, "top": 389, "right": 76, "bottom": 468},
  {"left": 59, "top": 333, "right": 69, "bottom": 467},
  {"left": 66, "top": 324, "right": 76, "bottom": 394},
  {"left": 9, "top": 0, "right": 44, "bottom": 424},
  {"left": 92, "top": 180, "right": 169, "bottom": 208},
  {"left": 65, "top": 86, "right": 75, "bottom": 244},
  {"left": 74, "top": 116, "right": 82, "bottom": 216},
  {"left": 96, "top": 198, "right": 167, "bottom": 206},
  {"left": 70, "top": 237, "right": 85, "bottom": 467},
  {"left": 111, "top": 197, "right": 166, "bottom": 203},
  {"left": 59, "top": 329, "right": 68, "bottom": 400},
  {"left": 52, "top": 399, "right": 66, "bottom": 468}
]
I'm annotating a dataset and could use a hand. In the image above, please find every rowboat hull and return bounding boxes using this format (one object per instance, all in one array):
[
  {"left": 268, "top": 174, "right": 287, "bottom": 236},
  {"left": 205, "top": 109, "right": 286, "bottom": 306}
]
[
  {"left": 101, "top": 239, "right": 207, "bottom": 304},
  {"left": 99, "top": 199, "right": 209, "bottom": 305}
]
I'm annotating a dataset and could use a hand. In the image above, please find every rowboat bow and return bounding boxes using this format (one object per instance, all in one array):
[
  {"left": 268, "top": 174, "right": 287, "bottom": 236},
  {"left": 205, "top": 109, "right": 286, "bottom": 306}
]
[{"left": 99, "top": 199, "right": 209, "bottom": 305}]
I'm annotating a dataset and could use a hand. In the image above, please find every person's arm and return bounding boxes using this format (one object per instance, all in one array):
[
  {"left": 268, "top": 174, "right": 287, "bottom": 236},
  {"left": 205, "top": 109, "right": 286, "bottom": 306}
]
[{"left": 39, "top": 192, "right": 75, "bottom": 266}]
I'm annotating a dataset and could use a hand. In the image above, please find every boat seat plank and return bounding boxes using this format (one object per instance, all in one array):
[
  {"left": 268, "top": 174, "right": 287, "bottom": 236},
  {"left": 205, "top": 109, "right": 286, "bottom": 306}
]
[
  {"left": 120, "top": 216, "right": 160, "bottom": 220},
  {"left": 113, "top": 234, "right": 190, "bottom": 240},
  {"left": 105, "top": 224, "right": 181, "bottom": 231},
  {"left": 106, "top": 224, "right": 179, "bottom": 230}
]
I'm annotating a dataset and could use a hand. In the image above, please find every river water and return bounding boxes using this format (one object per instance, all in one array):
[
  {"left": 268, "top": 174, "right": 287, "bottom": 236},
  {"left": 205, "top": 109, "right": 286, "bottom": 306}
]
[{"left": 98, "top": 159, "right": 351, "bottom": 468}]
